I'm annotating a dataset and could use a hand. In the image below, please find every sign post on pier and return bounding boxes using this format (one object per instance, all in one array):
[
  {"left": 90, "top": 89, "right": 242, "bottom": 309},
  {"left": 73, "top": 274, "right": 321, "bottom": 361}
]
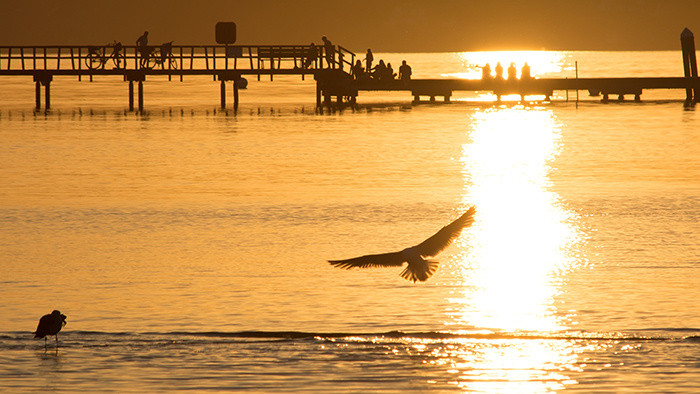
[
  {"left": 681, "top": 28, "right": 698, "bottom": 103},
  {"left": 215, "top": 22, "right": 237, "bottom": 45}
]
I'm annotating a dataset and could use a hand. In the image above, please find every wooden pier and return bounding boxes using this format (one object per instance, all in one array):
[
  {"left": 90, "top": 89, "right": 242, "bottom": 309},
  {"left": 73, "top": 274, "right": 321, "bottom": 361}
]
[
  {"left": 0, "top": 33, "right": 698, "bottom": 110},
  {"left": 351, "top": 76, "right": 700, "bottom": 103},
  {"left": 0, "top": 43, "right": 356, "bottom": 110}
]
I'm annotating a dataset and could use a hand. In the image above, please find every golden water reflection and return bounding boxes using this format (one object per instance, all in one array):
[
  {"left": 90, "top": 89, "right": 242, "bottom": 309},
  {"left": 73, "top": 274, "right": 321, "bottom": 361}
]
[
  {"left": 442, "top": 106, "right": 585, "bottom": 391},
  {"left": 456, "top": 107, "right": 580, "bottom": 332}
]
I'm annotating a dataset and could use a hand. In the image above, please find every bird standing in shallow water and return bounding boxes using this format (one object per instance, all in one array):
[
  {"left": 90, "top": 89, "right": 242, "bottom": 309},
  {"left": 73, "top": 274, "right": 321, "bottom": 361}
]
[
  {"left": 34, "top": 310, "right": 67, "bottom": 349},
  {"left": 329, "top": 206, "right": 476, "bottom": 282}
]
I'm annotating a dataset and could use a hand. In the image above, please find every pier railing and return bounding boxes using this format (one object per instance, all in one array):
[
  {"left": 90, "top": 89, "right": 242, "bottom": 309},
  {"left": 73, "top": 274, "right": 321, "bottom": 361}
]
[{"left": 0, "top": 44, "right": 356, "bottom": 77}]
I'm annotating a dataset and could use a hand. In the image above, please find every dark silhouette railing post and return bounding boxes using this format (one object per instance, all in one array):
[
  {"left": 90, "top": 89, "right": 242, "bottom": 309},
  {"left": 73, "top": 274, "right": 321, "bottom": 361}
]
[{"left": 681, "top": 28, "right": 698, "bottom": 103}]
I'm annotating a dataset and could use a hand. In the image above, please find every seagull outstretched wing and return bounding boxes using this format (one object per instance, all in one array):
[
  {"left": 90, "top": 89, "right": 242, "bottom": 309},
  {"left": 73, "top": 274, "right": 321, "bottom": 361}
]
[
  {"left": 328, "top": 251, "right": 405, "bottom": 269},
  {"left": 328, "top": 207, "right": 476, "bottom": 281},
  {"left": 415, "top": 206, "right": 476, "bottom": 257}
]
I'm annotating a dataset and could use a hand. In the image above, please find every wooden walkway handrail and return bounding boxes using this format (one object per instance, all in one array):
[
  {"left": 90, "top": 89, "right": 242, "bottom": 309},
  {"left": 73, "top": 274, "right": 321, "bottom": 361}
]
[{"left": 0, "top": 44, "right": 357, "bottom": 73}]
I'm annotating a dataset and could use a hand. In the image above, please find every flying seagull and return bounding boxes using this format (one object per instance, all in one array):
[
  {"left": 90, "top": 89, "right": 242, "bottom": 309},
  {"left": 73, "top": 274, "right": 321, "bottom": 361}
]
[
  {"left": 329, "top": 206, "right": 476, "bottom": 282},
  {"left": 34, "top": 310, "right": 67, "bottom": 349}
]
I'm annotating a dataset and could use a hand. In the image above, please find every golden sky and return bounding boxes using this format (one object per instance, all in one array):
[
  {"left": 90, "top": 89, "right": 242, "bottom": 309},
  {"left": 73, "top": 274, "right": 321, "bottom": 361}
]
[{"left": 1, "top": 0, "right": 698, "bottom": 51}]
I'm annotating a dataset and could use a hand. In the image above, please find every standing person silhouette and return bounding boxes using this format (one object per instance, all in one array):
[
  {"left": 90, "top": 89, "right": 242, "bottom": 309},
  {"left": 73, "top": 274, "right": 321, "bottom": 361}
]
[
  {"left": 399, "top": 60, "right": 412, "bottom": 82},
  {"left": 365, "top": 49, "right": 374, "bottom": 73},
  {"left": 322, "top": 36, "right": 335, "bottom": 69},
  {"left": 136, "top": 31, "right": 149, "bottom": 68}
]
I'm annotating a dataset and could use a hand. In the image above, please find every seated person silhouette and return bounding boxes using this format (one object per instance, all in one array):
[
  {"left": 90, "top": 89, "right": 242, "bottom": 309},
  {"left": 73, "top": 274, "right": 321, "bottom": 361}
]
[
  {"left": 507, "top": 62, "right": 517, "bottom": 80},
  {"left": 481, "top": 63, "right": 492, "bottom": 80},
  {"left": 494, "top": 62, "right": 504, "bottom": 80},
  {"left": 111, "top": 41, "right": 123, "bottom": 69},
  {"left": 160, "top": 41, "right": 173, "bottom": 66},
  {"left": 372, "top": 60, "right": 387, "bottom": 80},
  {"left": 303, "top": 43, "right": 318, "bottom": 68},
  {"left": 521, "top": 62, "right": 531, "bottom": 79},
  {"left": 386, "top": 63, "right": 396, "bottom": 80},
  {"left": 351, "top": 60, "right": 366, "bottom": 80}
]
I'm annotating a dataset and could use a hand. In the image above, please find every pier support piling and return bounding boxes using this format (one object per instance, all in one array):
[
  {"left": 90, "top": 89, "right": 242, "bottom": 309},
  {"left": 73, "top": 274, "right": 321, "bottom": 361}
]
[
  {"left": 220, "top": 80, "right": 226, "bottom": 108},
  {"left": 138, "top": 81, "right": 144, "bottom": 112},
  {"left": 126, "top": 71, "right": 146, "bottom": 112},
  {"left": 33, "top": 72, "right": 52, "bottom": 110},
  {"left": 44, "top": 81, "right": 50, "bottom": 109},
  {"left": 35, "top": 81, "right": 41, "bottom": 110},
  {"left": 233, "top": 80, "right": 239, "bottom": 109},
  {"left": 128, "top": 81, "right": 134, "bottom": 111}
]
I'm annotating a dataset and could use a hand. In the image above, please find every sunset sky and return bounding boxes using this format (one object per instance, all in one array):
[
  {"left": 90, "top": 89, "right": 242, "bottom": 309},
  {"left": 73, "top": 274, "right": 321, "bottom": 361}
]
[{"left": 1, "top": 0, "right": 698, "bottom": 51}]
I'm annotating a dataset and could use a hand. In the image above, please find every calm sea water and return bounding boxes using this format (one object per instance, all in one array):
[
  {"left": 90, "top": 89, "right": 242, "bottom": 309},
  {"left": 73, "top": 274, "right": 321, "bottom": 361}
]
[{"left": 0, "top": 51, "right": 698, "bottom": 392}]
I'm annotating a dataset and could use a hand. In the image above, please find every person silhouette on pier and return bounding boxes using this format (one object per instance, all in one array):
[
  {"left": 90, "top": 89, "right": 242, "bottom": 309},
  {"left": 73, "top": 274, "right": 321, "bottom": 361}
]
[
  {"left": 481, "top": 63, "right": 492, "bottom": 80},
  {"left": 495, "top": 62, "right": 504, "bottom": 80},
  {"left": 507, "top": 62, "right": 517, "bottom": 80},
  {"left": 373, "top": 60, "right": 386, "bottom": 80},
  {"left": 399, "top": 60, "right": 412, "bottom": 82},
  {"left": 365, "top": 49, "right": 374, "bottom": 73},
  {"left": 303, "top": 43, "right": 318, "bottom": 68},
  {"left": 521, "top": 62, "right": 531, "bottom": 79},
  {"left": 351, "top": 60, "right": 365, "bottom": 80},
  {"left": 386, "top": 63, "right": 396, "bottom": 80},
  {"left": 322, "top": 36, "right": 335, "bottom": 68},
  {"left": 136, "top": 31, "right": 149, "bottom": 68}
]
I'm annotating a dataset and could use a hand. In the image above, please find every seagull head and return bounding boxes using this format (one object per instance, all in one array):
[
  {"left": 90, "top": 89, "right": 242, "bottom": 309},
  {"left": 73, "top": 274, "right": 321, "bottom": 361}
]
[{"left": 52, "top": 310, "right": 67, "bottom": 325}]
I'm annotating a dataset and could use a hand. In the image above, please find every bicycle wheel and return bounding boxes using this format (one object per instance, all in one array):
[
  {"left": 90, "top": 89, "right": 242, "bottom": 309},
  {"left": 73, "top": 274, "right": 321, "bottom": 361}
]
[
  {"left": 168, "top": 56, "right": 178, "bottom": 70},
  {"left": 112, "top": 53, "right": 126, "bottom": 69},
  {"left": 143, "top": 54, "right": 156, "bottom": 70},
  {"left": 85, "top": 52, "right": 103, "bottom": 70}
]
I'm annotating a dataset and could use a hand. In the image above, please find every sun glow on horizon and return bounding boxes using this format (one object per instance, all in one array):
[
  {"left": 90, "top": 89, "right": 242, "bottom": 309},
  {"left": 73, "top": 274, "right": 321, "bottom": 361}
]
[{"left": 445, "top": 50, "right": 569, "bottom": 80}]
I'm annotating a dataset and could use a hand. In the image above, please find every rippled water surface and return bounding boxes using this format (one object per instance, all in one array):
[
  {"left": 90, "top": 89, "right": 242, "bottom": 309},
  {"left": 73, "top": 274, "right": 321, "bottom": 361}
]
[{"left": 0, "top": 51, "right": 698, "bottom": 392}]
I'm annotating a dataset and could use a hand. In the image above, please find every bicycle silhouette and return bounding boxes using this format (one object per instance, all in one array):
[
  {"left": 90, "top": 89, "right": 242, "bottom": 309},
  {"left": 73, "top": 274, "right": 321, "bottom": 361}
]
[
  {"left": 141, "top": 41, "right": 178, "bottom": 70},
  {"left": 86, "top": 41, "right": 125, "bottom": 69}
]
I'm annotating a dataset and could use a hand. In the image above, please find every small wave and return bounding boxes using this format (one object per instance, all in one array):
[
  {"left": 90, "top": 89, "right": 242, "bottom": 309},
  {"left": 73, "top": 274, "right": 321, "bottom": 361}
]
[
  {"left": 161, "top": 330, "right": 670, "bottom": 342},
  {"left": 627, "top": 327, "right": 700, "bottom": 334},
  {"left": 4, "top": 330, "right": 682, "bottom": 343}
]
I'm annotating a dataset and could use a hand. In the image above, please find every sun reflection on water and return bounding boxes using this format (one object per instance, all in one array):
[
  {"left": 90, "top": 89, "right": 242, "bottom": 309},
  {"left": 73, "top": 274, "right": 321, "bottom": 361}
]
[
  {"left": 453, "top": 107, "right": 582, "bottom": 332},
  {"left": 438, "top": 106, "right": 586, "bottom": 391}
]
